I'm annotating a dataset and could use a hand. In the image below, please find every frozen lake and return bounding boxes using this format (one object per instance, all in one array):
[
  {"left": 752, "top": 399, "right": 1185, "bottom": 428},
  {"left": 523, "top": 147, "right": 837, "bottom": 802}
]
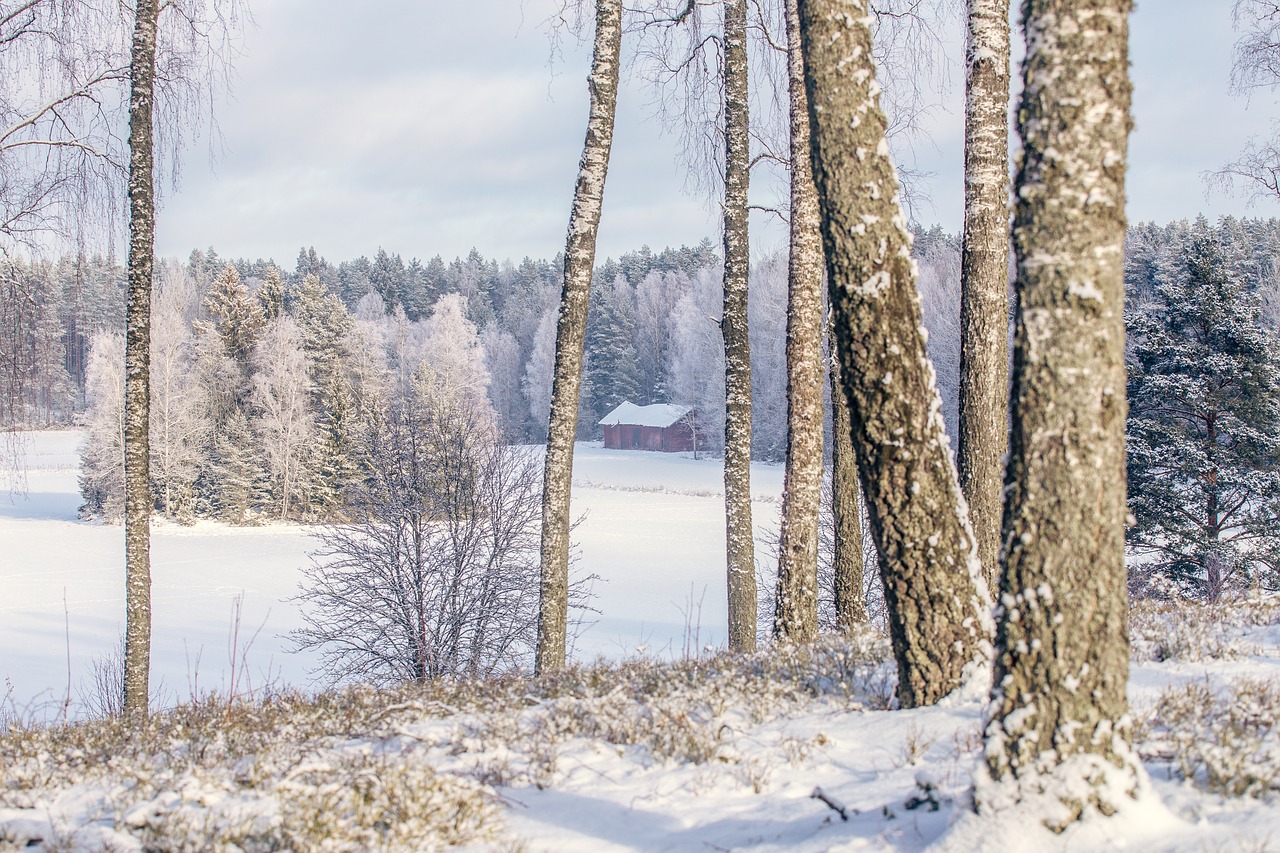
[{"left": 1, "top": 431, "right": 783, "bottom": 714}]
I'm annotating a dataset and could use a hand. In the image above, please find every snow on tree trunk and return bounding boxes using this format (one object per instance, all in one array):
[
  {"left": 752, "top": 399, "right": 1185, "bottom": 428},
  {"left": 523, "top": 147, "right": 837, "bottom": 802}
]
[
  {"left": 124, "top": 0, "right": 159, "bottom": 720},
  {"left": 796, "top": 0, "right": 991, "bottom": 707},
  {"left": 774, "top": 0, "right": 823, "bottom": 643},
  {"left": 722, "top": 0, "right": 756, "bottom": 653},
  {"left": 977, "top": 0, "right": 1141, "bottom": 827},
  {"left": 829, "top": 328, "right": 867, "bottom": 629},
  {"left": 537, "top": 0, "right": 622, "bottom": 674},
  {"left": 958, "top": 0, "right": 1011, "bottom": 591}
]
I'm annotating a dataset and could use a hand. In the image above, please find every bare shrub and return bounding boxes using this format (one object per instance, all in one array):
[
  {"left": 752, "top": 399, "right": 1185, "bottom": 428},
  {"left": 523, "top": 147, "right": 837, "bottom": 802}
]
[
  {"left": 1129, "top": 598, "right": 1279, "bottom": 663},
  {"left": 292, "top": 389, "right": 572, "bottom": 685},
  {"left": 1139, "top": 677, "right": 1280, "bottom": 799}
]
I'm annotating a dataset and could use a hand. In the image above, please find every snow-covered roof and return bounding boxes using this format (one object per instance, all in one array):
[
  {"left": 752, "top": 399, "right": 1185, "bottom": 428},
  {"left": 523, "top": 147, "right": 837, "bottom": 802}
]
[{"left": 598, "top": 402, "right": 692, "bottom": 429}]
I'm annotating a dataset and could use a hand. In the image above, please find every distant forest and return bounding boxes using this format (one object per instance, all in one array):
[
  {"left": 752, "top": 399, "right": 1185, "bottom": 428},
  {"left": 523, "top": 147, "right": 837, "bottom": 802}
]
[{"left": 3, "top": 217, "right": 1279, "bottom": 525}]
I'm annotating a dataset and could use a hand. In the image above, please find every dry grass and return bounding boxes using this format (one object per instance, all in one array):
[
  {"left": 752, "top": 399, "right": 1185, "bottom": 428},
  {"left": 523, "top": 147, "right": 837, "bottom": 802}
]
[{"left": 0, "top": 631, "right": 893, "bottom": 850}]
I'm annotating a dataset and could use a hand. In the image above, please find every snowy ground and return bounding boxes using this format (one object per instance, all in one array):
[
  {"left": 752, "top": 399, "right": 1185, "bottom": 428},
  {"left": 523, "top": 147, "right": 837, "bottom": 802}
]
[
  {"left": 0, "top": 430, "right": 782, "bottom": 713},
  {"left": 3, "top": 431, "right": 1280, "bottom": 852}
]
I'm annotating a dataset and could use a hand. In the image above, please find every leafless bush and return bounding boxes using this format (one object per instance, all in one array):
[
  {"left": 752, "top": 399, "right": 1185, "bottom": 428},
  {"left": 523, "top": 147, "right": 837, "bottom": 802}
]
[
  {"left": 1138, "top": 677, "right": 1280, "bottom": 799},
  {"left": 78, "top": 636, "right": 125, "bottom": 720},
  {"left": 292, "top": 390, "right": 582, "bottom": 686}
]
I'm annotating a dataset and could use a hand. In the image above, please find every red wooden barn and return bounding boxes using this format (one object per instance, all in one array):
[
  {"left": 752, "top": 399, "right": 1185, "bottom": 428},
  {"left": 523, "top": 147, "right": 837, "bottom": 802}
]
[{"left": 598, "top": 402, "right": 697, "bottom": 452}]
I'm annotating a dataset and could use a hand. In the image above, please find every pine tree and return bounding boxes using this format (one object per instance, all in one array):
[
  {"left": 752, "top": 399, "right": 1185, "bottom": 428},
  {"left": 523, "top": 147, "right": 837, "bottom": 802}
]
[
  {"left": 258, "top": 266, "right": 287, "bottom": 322},
  {"left": 202, "top": 265, "right": 266, "bottom": 374},
  {"left": 1127, "top": 219, "right": 1280, "bottom": 600},
  {"left": 204, "top": 407, "right": 267, "bottom": 524},
  {"left": 585, "top": 276, "right": 641, "bottom": 414}
]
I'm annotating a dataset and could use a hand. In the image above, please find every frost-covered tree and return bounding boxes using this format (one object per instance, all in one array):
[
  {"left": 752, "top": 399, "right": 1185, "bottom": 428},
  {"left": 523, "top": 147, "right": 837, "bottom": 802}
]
[
  {"left": 250, "top": 317, "right": 314, "bottom": 520},
  {"left": 524, "top": 306, "right": 557, "bottom": 439},
  {"left": 666, "top": 267, "right": 725, "bottom": 454},
  {"left": 418, "top": 292, "right": 491, "bottom": 411},
  {"left": 585, "top": 275, "right": 641, "bottom": 417},
  {"left": 258, "top": 266, "right": 287, "bottom": 322},
  {"left": 1127, "top": 221, "right": 1280, "bottom": 600},
  {"left": 632, "top": 269, "right": 689, "bottom": 401},
  {"left": 80, "top": 331, "right": 127, "bottom": 519},
  {"left": 747, "top": 255, "right": 788, "bottom": 464},
  {"left": 150, "top": 274, "right": 206, "bottom": 520},
  {"left": 202, "top": 407, "right": 265, "bottom": 524},
  {"left": 201, "top": 265, "right": 266, "bottom": 376},
  {"left": 1215, "top": 0, "right": 1280, "bottom": 201},
  {"left": 482, "top": 324, "right": 525, "bottom": 441}
]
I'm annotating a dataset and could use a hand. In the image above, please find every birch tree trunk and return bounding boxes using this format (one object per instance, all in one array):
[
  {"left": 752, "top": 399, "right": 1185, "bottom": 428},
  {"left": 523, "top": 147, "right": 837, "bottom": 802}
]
[
  {"left": 978, "top": 0, "right": 1140, "bottom": 826},
  {"left": 796, "top": 0, "right": 991, "bottom": 707},
  {"left": 722, "top": 0, "right": 756, "bottom": 652},
  {"left": 123, "top": 0, "right": 159, "bottom": 720},
  {"left": 829, "top": 337, "right": 867, "bottom": 629},
  {"left": 774, "top": 0, "right": 823, "bottom": 643},
  {"left": 536, "top": 0, "right": 622, "bottom": 674},
  {"left": 958, "top": 0, "right": 1012, "bottom": 590}
]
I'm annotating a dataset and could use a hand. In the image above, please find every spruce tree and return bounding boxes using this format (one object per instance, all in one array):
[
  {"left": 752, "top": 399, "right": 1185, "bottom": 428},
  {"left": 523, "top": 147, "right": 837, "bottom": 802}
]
[
  {"left": 202, "top": 265, "right": 266, "bottom": 378},
  {"left": 1127, "top": 219, "right": 1280, "bottom": 600}
]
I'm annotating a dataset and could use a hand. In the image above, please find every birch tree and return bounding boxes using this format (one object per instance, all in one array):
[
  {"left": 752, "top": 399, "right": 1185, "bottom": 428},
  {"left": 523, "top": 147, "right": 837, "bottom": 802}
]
[
  {"left": 151, "top": 269, "right": 205, "bottom": 519},
  {"left": 797, "top": 0, "right": 991, "bottom": 707},
  {"left": 537, "top": 0, "right": 623, "bottom": 673},
  {"left": 977, "top": 0, "right": 1141, "bottom": 826},
  {"left": 828, "top": 336, "right": 867, "bottom": 628},
  {"left": 957, "top": 0, "right": 1011, "bottom": 588},
  {"left": 772, "top": 0, "right": 824, "bottom": 642},
  {"left": 0, "top": 0, "right": 127, "bottom": 250},
  {"left": 1215, "top": 0, "right": 1280, "bottom": 201},
  {"left": 251, "top": 316, "right": 313, "bottom": 521},
  {"left": 122, "top": 0, "right": 159, "bottom": 721},
  {"left": 721, "top": 0, "right": 756, "bottom": 651}
]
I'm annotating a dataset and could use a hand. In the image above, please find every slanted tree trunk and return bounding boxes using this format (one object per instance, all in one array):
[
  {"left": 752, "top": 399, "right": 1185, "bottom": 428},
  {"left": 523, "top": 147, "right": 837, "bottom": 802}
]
[
  {"left": 123, "top": 0, "right": 159, "bottom": 721},
  {"left": 796, "top": 0, "right": 991, "bottom": 707},
  {"left": 536, "top": 0, "right": 622, "bottom": 674},
  {"left": 978, "top": 0, "right": 1139, "bottom": 826},
  {"left": 958, "top": 0, "right": 1012, "bottom": 590},
  {"left": 722, "top": 0, "right": 756, "bottom": 652},
  {"left": 774, "top": 0, "right": 824, "bottom": 643},
  {"left": 829, "top": 334, "right": 867, "bottom": 629}
]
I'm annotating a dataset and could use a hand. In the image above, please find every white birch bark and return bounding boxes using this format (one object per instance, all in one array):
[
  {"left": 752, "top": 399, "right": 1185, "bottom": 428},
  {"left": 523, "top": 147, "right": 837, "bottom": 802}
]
[
  {"left": 958, "top": 0, "right": 1012, "bottom": 590},
  {"left": 774, "top": 0, "right": 823, "bottom": 643},
  {"left": 536, "top": 0, "right": 622, "bottom": 674},
  {"left": 123, "top": 0, "right": 159, "bottom": 720},
  {"left": 722, "top": 0, "right": 756, "bottom": 652}
]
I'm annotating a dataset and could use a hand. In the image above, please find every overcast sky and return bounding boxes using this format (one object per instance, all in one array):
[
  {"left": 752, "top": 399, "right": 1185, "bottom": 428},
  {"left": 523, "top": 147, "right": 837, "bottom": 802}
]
[{"left": 152, "top": 0, "right": 1278, "bottom": 268}]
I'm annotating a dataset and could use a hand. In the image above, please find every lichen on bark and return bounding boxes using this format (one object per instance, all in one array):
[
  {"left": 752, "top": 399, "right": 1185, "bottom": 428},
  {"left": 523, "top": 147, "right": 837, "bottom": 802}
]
[
  {"left": 978, "top": 0, "right": 1142, "bottom": 827},
  {"left": 796, "top": 0, "right": 992, "bottom": 707}
]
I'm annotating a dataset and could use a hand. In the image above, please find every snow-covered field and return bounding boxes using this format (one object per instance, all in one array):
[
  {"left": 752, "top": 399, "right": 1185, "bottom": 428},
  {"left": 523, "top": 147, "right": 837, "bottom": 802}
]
[
  {"left": 4, "top": 430, "right": 1280, "bottom": 852},
  {"left": 1, "top": 430, "right": 783, "bottom": 712}
]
